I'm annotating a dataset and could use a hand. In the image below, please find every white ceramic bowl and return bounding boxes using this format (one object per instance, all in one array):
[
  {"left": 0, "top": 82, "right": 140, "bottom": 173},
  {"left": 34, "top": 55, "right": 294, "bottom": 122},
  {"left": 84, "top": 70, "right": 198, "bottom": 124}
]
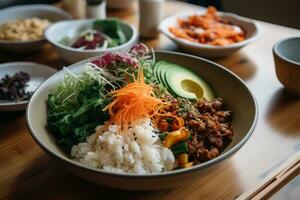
[
  {"left": 0, "top": 5, "right": 71, "bottom": 53},
  {"left": 0, "top": 62, "right": 57, "bottom": 112},
  {"left": 26, "top": 51, "right": 258, "bottom": 190},
  {"left": 45, "top": 19, "right": 138, "bottom": 63},
  {"left": 159, "top": 10, "right": 262, "bottom": 58}
]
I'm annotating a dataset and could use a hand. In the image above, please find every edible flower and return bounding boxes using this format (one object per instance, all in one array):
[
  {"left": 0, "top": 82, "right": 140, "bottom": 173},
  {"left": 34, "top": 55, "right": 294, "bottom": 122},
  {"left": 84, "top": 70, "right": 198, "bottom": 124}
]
[
  {"left": 91, "top": 52, "right": 138, "bottom": 68},
  {"left": 130, "top": 43, "right": 149, "bottom": 57}
]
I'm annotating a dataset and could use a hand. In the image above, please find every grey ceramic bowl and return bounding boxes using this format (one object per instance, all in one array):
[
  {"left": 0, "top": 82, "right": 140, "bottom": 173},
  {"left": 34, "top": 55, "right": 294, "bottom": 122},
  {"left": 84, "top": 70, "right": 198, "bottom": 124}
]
[
  {"left": 273, "top": 37, "right": 300, "bottom": 96},
  {"left": 0, "top": 5, "right": 71, "bottom": 53},
  {"left": 26, "top": 51, "right": 258, "bottom": 190},
  {"left": 45, "top": 19, "right": 138, "bottom": 63}
]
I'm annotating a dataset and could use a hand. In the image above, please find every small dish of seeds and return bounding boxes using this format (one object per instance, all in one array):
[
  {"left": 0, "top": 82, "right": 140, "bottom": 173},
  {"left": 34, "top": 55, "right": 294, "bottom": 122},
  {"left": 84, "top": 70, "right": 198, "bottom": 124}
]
[{"left": 0, "top": 62, "right": 57, "bottom": 112}]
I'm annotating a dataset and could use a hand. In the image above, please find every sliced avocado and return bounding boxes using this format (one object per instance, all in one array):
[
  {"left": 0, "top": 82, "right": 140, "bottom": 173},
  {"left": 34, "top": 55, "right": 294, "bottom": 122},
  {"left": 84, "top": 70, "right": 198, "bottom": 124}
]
[
  {"left": 154, "top": 61, "right": 215, "bottom": 100},
  {"left": 165, "top": 67, "right": 215, "bottom": 100},
  {"left": 158, "top": 62, "right": 173, "bottom": 87},
  {"left": 154, "top": 61, "right": 164, "bottom": 84},
  {"left": 155, "top": 61, "right": 173, "bottom": 87},
  {"left": 154, "top": 61, "right": 160, "bottom": 78}
]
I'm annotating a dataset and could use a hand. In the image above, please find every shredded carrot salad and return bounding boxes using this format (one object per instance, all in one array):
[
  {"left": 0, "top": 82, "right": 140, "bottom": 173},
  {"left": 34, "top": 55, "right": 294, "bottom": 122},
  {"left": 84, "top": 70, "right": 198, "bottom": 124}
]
[
  {"left": 104, "top": 67, "right": 163, "bottom": 130},
  {"left": 169, "top": 6, "right": 246, "bottom": 46},
  {"left": 104, "top": 66, "right": 186, "bottom": 132}
]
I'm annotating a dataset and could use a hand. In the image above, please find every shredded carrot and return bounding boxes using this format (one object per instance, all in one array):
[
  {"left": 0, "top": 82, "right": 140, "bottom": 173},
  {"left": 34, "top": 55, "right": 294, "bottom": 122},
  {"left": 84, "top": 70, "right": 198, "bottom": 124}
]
[
  {"left": 152, "top": 109, "right": 185, "bottom": 131},
  {"left": 104, "top": 66, "right": 165, "bottom": 131},
  {"left": 172, "top": 116, "right": 185, "bottom": 130},
  {"left": 104, "top": 66, "right": 186, "bottom": 132}
]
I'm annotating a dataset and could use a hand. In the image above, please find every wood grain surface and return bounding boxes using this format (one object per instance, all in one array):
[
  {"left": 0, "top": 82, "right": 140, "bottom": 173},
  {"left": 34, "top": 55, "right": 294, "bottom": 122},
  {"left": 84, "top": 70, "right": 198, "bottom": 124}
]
[{"left": 1, "top": 1, "right": 300, "bottom": 199}]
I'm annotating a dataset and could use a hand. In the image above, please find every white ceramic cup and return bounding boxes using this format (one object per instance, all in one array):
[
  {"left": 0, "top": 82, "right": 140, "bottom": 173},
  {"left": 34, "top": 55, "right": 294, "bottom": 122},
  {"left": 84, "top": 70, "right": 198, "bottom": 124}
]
[
  {"left": 139, "top": 0, "right": 164, "bottom": 38},
  {"left": 87, "top": 1, "right": 107, "bottom": 19},
  {"left": 62, "top": 0, "right": 86, "bottom": 19}
]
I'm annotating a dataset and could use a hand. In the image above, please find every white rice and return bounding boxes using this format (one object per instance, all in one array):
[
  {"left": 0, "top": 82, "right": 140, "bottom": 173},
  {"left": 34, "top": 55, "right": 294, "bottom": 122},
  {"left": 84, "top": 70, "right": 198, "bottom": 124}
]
[{"left": 71, "top": 118, "right": 175, "bottom": 174}]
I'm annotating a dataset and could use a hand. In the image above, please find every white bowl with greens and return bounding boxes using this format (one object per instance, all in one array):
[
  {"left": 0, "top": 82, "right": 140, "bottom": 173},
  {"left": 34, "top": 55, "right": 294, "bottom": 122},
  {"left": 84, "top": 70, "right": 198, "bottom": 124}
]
[{"left": 45, "top": 18, "right": 138, "bottom": 63}]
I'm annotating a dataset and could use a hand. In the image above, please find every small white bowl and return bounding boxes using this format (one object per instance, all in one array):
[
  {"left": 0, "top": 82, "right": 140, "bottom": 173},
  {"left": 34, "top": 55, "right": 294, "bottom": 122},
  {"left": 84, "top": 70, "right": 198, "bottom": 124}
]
[
  {"left": 0, "top": 5, "right": 71, "bottom": 53},
  {"left": 0, "top": 62, "right": 57, "bottom": 112},
  {"left": 159, "top": 11, "right": 262, "bottom": 58},
  {"left": 45, "top": 19, "right": 138, "bottom": 63}
]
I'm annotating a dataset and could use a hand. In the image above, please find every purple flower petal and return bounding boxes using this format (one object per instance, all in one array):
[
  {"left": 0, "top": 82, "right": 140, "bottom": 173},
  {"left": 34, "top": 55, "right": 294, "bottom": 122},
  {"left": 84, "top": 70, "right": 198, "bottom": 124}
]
[
  {"left": 91, "top": 52, "right": 116, "bottom": 67},
  {"left": 130, "top": 43, "right": 149, "bottom": 57},
  {"left": 91, "top": 51, "right": 139, "bottom": 68},
  {"left": 116, "top": 53, "right": 138, "bottom": 67}
]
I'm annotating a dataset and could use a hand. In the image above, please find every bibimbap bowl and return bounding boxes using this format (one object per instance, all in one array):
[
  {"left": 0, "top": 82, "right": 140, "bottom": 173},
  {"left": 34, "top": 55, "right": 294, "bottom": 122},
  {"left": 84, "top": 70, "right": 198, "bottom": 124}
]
[{"left": 26, "top": 50, "right": 258, "bottom": 190}]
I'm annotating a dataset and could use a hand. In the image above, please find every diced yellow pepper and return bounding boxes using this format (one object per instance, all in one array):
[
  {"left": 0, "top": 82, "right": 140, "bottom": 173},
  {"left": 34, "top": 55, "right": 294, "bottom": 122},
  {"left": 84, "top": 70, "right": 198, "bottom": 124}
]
[
  {"left": 163, "top": 128, "right": 191, "bottom": 148},
  {"left": 183, "top": 162, "right": 193, "bottom": 168},
  {"left": 163, "top": 130, "right": 181, "bottom": 148},
  {"left": 178, "top": 153, "right": 189, "bottom": 166},
  {"left": 180, "top": 128, "right": 190, "bottom": 141}
]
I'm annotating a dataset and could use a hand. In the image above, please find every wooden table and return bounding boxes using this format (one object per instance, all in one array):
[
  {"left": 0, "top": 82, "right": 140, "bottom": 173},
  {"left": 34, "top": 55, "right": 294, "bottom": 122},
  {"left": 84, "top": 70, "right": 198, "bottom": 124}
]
[{"left": 1, "top": 1, "right": 300, "bottom": 199}]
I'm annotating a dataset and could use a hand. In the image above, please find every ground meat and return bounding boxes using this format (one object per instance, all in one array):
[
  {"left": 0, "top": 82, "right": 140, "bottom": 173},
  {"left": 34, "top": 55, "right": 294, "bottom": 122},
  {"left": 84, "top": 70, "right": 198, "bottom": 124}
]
[
  {"left": 188, "top": 139, "right": 220, "bottom": 164},
  {"left": 181, "top": 97, "right": 233, "bottom": 164},
  {"left": 196, "top": 97, "right": 223, "bottom": 113},
  {"left": 188, "top": 119, "right": 206, "bottom": 132},
  {"left": 206, "top": 148, "right": 220, "bottom": 160},
  {"left": 215, "top": 110, "right": 232, "bottom": 123},
  {"left": 207, "top": 134, "right": 223, "bottom": 148},
  {"left": 219, "top": 123, "right": 233, "bottom": 137},
  {"left": 159, "top": 92, "right": 233, "bottom": 164}
]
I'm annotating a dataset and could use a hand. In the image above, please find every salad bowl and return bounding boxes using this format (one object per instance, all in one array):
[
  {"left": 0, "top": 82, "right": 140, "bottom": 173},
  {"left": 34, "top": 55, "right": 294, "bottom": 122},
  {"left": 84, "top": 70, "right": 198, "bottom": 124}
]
[
  {"left": 45, "top": 18, "right": 138, "bottom": 63},
  {"left": 26, "top": 51, "right": 258, "bottom": 190}
]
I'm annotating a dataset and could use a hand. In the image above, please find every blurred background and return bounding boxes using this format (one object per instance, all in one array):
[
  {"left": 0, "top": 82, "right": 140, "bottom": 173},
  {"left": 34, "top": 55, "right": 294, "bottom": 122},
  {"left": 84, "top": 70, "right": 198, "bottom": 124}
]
[
  {"left": 0, "top": 0, "right": 299, "bottom": 29},
  {"left": 187, "top": 0, "right": 300, "bottom": 29}
]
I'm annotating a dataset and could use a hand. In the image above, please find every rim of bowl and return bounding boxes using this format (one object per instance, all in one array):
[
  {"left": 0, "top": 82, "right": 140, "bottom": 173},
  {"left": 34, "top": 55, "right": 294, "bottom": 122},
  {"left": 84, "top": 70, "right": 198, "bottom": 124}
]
[
  {"left": 0, "top": 4, "right": 71, "bottom": 44},
  {"left": 273, "top": 37, "right": 300, "bottom": 66},
  {"left": 159, "top": 10, "right": 263, "bottom": 49},
  {"left": 45, "top": 18, "right": 138, "bottom": 53},
  {"left": 0, "top": 62, "right": 57, "bottom": 106},
  {"left": 0, "top": 38, "right": 46, "bottom": 45},
  {"left": 26, "top": 51, "right": 258, "bottom": 179}
]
